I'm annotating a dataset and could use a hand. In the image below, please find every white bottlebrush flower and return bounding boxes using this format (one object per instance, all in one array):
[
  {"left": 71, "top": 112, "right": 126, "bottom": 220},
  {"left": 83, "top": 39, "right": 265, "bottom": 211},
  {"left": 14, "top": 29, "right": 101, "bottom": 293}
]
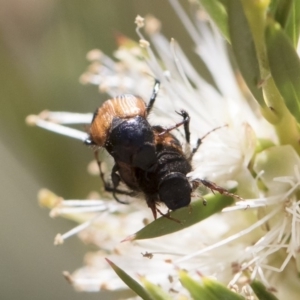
[{"left": 27, "top": 1, "right": 300, "bottom": 299}]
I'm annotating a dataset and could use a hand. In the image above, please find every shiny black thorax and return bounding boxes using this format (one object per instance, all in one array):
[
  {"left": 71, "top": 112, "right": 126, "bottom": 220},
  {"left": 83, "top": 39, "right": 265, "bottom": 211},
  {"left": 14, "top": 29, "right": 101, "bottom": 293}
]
[{"left": 105, "top": 116, "right": 157, "bottom": 171}]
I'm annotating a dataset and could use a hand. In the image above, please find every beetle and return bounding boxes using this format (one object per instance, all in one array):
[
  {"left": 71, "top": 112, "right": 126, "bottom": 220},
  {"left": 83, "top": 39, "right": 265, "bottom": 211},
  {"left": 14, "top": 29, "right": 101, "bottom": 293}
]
[
  {"left": 85, "top": 81, "right": 160, "bottom": 172},
  {"left": 86, "top": 81, "right": 235, "bottom": 218},
  {"left": 96, "top": 109, "right": 193, "bottom": 219},
  {"left": 111, "top": 109, "right": 231, "bottom": 219}
]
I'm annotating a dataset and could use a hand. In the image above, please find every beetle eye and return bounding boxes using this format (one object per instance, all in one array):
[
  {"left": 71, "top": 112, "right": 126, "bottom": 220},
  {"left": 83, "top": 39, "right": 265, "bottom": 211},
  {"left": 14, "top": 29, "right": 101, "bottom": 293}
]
[{"left": 158, "top": 173, "right": 191, "bottom": 211}]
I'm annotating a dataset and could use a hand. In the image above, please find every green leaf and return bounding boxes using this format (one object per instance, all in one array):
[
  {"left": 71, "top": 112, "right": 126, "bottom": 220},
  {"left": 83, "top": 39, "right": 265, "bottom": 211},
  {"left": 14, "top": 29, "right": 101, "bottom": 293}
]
[
  {"left": 227, "top": 0, "right": 264, "bottom": 106},
  {"left": 270, "top": 0, "right": 300, "bottom": 46},
  {"left": 180, "top": 271, "right": 244, "bottom": 300},
  {"left": 179, "top": 271, "right": 212, "bottom": 299},
  {"left": 141, "top": 279, "right": 173, "bottom": 300},
  {"left": 250, "top": 280, "right": 279, "bottom": 300},
  {"left": 266, "top": 21, "right": 300, "bottom": 122},
  {"left": 198, "top": 0, "right": 229, "bottom": 41},
  {"left": 272, "top": 0, "right": 293, "bottom": 29},
  {"left": 105, "top": 259, "right": 153, "bottom": 300},
  {"left": 202, "top": 277, "right": 245, "bottom": 300},
  {"left": 126, "top": 193, "right": 234, "bottom": 241},
  {"left": 269, "top": 0, "right": 280, "bottom": 15},
  {"left": 285, "top": 0, "right": 300, "bottom": 47}
]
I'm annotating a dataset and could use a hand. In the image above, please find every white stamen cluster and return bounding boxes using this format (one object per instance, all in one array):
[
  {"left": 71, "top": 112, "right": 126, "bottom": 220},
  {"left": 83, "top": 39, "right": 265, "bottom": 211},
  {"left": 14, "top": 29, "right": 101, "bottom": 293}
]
[{"left": 29, "top": 1, "right": 300, "bottom": 298}]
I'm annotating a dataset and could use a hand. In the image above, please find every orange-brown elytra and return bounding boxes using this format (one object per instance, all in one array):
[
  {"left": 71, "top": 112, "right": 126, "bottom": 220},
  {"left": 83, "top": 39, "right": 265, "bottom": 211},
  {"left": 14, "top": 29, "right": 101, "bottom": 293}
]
[
  {"left": 88, "top": 95, "right": 148, "bottom": 147},
  {"left": 86, "top": 80, "right": 160, "bottom": 172}
]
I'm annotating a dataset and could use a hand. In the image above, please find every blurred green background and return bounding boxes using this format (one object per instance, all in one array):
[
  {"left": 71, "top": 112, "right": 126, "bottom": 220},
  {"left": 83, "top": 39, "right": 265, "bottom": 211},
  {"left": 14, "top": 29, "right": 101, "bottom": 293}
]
[{"left": 0, "top": 0, "right": 194, "bottom": 299}]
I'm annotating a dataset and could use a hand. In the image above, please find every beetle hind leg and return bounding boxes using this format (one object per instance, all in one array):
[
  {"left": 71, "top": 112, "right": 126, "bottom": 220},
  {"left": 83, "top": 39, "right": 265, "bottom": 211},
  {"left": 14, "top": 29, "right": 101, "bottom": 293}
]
[{"left": 93, "top": 150, "right": 135, "bottom": 204}]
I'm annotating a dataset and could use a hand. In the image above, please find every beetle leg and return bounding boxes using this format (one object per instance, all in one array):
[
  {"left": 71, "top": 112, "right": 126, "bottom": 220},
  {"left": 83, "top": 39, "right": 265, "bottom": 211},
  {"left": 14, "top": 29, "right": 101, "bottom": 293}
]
[
  {"left": 188, "top": 124, "right": 228, "bottom": 161},
  {"left": 93, "top": 151, "right": 135, "bottom": 204},
  {"left": 158, "top": 110, "right": 190, "bottom": 142},
  {"left": 146, "top": 195, "right": 157, "bottom": 219},
  {"left": 195, "top": 178, "right": 243, "bottom": 200},
  {"left": 110, "top": 165, "right": 131, "bottom": 204},
  {"left": 146, "top": 79, "right": 160, "bottom": 114},
  {"left": 156, "top": 208, "right": 182, "bottom": 224}
]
